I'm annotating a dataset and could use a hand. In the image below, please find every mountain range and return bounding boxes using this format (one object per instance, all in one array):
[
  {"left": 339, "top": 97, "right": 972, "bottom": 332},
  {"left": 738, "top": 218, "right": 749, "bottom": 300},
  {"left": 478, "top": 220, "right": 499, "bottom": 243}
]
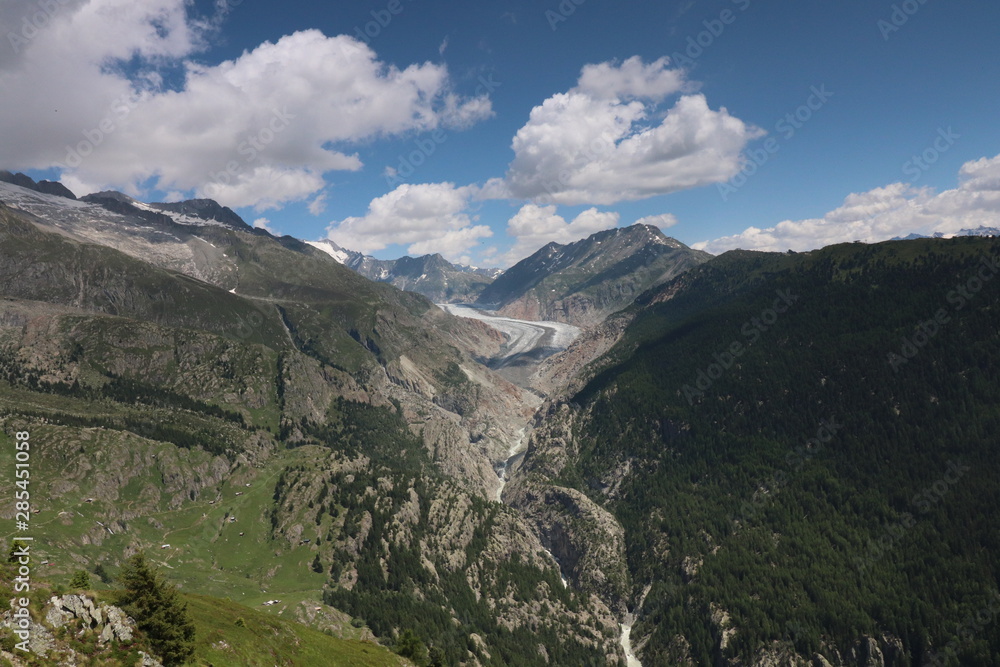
[
  {"left": 307, "top": 239, "right": 500, "bottom": 304},
  {"left": 0, "top": 173, "right": 708, "bottom": 328},
  {"left": 2, "top": 172, "right": 1000, "bottom": 666}
]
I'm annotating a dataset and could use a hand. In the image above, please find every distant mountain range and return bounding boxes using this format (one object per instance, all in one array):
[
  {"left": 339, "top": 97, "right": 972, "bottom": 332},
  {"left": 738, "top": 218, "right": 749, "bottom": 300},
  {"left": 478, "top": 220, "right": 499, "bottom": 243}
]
[
  {"left": 890, "top": 227, "right": 999, "bottom": 240},
  {"left": 308, "top": 225, "right": 710, "bottom": 324},
  {"left": 0, "top": 169, "right": 77, "bottom": 199},
  {"left": 307, "top": 239, "right": 500, "bottom": 303},
  {"left": 0, "top": 172, "right": 714, "bottom": 323},
  {"left": 476, "top": 224, "right": 712, "bottom": 326}
]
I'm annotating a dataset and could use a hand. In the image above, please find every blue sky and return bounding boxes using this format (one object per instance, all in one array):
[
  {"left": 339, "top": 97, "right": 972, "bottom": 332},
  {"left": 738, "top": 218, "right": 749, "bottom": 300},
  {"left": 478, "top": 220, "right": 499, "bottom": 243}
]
[{"left": 3, "top": 0, "right": 1000, "bottom": 265}]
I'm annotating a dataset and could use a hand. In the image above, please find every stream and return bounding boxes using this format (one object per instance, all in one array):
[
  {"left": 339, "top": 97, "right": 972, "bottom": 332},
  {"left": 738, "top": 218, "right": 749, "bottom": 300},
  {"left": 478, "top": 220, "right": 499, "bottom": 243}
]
[
  {"left": 540, "top": 546, "right": 569, "bottom": 588},
  {"left": 494, "top": 428, "right": 527, "bottom": 503},
  {"left": 620, "top": 613, "right": 642, "bottom": 667}
]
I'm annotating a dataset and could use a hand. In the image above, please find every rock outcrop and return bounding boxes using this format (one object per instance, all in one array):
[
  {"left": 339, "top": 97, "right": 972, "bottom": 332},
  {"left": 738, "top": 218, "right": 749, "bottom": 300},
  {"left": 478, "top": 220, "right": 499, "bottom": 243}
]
[
  {"left": 1, "top": 595, "right": 163, "bottom": 666},
  {"left": 45, "top": 595, "right": 137, "bottom": 645}
]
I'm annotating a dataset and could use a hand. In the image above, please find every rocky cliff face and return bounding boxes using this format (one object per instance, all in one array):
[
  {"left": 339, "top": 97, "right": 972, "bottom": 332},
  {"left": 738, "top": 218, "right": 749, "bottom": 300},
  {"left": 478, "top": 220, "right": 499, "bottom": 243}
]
[
  {"left": 269, "top": 447, "right": 625, "bottom": 664},
  {"left": 504, "top": 403, "right": 631, "bottom": 615},
  {"left": 531, "top": 307, "right": 636, "bottom": 396}
]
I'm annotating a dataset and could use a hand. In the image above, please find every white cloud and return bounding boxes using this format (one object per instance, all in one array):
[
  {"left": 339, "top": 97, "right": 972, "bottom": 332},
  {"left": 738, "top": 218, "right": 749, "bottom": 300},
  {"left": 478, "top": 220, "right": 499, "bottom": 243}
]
[
  {"left": 307, "top": 193, "right": 328, "bottom": 216},
  {"left": 408, "top": 226, "right": 492, "bottom": 259},
  {"left": 694, "top": 154, "right": 1000, "bottom": 254},
  {"left": 252, "top": 217, "right": 275, "bottom": 233},
  {"left": 503, "top": 204, "right": 619, "bottom": 265},
  {"left": 324, "top": 182, "right": 492, "bottom": 261},
  {"left": 0, "top": 2, "right": 492, "bottom": 209},
  {"left": 576, "top": 56, "right": 687, "bottom": 100},
  {"left": 501, "top": 56, "right": 761, "bottom": 206},
  {"left": 959, "top": 154, "right": 1000, "bottom": 192},
  {"left": 202, "top": 166, "right": 328, "bottom": 211},
  {"left": 635, "top": 213, "right": 679, "bottom": 230}
]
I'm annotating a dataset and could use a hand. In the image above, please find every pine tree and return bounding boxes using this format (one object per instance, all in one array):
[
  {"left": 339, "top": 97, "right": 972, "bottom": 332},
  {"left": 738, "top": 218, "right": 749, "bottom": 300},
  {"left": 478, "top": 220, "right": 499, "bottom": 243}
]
[
  {"left": 115, "top": 552, "right": 196, "bottom": 666},
  {"left": 395, "top": 629, "right": 429, "bottom": 665},
  {"left": 69, "top": 569, "right": 91, "bottom": 589},
  {"left": 93, "top": 563, "right": 111, "bottom": 584}
]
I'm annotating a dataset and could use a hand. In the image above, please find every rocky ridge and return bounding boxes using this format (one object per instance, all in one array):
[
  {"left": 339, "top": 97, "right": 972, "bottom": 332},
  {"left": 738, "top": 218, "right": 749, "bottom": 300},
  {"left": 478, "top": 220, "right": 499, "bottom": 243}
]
[{"left": 1, "top": 594, "right": 162, "bottom": 666}]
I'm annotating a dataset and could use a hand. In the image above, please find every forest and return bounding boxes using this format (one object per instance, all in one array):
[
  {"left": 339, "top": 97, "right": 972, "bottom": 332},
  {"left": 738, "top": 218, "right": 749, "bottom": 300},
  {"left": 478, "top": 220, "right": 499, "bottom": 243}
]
[{"left": 562, "top": 239, "right": 1000, "bottom": 664}]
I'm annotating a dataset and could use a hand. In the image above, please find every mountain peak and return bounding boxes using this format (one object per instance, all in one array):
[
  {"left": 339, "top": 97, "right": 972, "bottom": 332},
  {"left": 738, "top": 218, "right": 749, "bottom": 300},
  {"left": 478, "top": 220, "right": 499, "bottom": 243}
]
[
  {"left": 148, "top": 199, "right": 250, "bottom": 230},
  {"left": 476, "top": 224, "right": 711, "bottom": 326},
  {"left": 84, "top": 190, "right": 135, "bottom": 204},
  {"left": 0, "top": 170, "right": 77, "bottom": 200}
]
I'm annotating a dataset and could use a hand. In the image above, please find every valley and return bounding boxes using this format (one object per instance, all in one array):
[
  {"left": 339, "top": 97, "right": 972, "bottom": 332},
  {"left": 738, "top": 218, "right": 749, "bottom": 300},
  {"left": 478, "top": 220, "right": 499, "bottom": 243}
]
[
  {"left": 2, "top": 4, "right": 998, "bottom": 665},
  {"left": 2, "top": 175, "right": 1000, "bottom": 666}
]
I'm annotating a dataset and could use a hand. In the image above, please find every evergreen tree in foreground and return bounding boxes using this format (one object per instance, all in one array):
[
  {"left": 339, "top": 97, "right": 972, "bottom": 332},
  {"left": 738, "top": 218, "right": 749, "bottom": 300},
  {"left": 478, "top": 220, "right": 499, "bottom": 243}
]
[
  {"left": 115, "top": 552, "right": 196, "bottom": 666},
  {"left": 69, "top": 569, "right": 91, "bottom": 590}
]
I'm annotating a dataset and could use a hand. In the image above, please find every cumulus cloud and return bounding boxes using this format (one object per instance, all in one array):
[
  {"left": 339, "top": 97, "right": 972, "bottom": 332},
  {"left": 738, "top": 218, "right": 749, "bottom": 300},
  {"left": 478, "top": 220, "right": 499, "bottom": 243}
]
[
  {"left": 307, "top": 193, "right": 328, "bottom": 216},
  {"left": 695, "top": 154, "right": 1000, "bottom": 254},
  {"left": 324, "top": 183, "right": 492, "bottom": 261},
  {"left": 576, "top": 56, "right": 687, "bottom": 100},
  {"left": 252, "top": 217, "right": 275, "bottom": 234},
  {"left": 959, "top": 155, "right": 1000, "bottom": 192},
  {"left": 503, "top": 204, "right": 620, "bottom": 264},
  {"left": 501, "top": 56, "right": 761, "bottom": 206},
  {"left": 0, "top": 1, "right": 492, "bottom": 209}
]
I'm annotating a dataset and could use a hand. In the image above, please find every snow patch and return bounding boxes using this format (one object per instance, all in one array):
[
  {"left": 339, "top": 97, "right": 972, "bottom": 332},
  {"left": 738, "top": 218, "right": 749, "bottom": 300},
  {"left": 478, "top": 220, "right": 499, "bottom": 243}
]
[
  {"left": 305, "top": 240, "right": 350, "bottom": 264},
  {"left": 132, "top": 200, "right": 229, "bottom": 227}
]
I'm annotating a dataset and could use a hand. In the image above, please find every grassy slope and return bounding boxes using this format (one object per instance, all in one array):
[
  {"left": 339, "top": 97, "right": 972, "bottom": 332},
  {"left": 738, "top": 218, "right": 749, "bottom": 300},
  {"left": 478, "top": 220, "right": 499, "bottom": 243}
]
[
  {"left": 0, "top": 424, "right": 327, "bottom": 602},
  {"left": 182, "top": 593, "right": 406, "bottom": 667},
  {"left": 0, "top": 424, "right": 409, "bottom": 667},
  {"left": 0, "top": 559, "right": 404, "bottom": 666}
]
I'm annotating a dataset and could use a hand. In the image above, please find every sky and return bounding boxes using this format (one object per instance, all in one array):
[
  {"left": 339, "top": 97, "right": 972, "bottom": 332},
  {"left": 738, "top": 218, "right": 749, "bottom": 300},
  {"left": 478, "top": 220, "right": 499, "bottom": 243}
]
[{"left": 2, "top": 0, "right": 1000, "bottom": 267}]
